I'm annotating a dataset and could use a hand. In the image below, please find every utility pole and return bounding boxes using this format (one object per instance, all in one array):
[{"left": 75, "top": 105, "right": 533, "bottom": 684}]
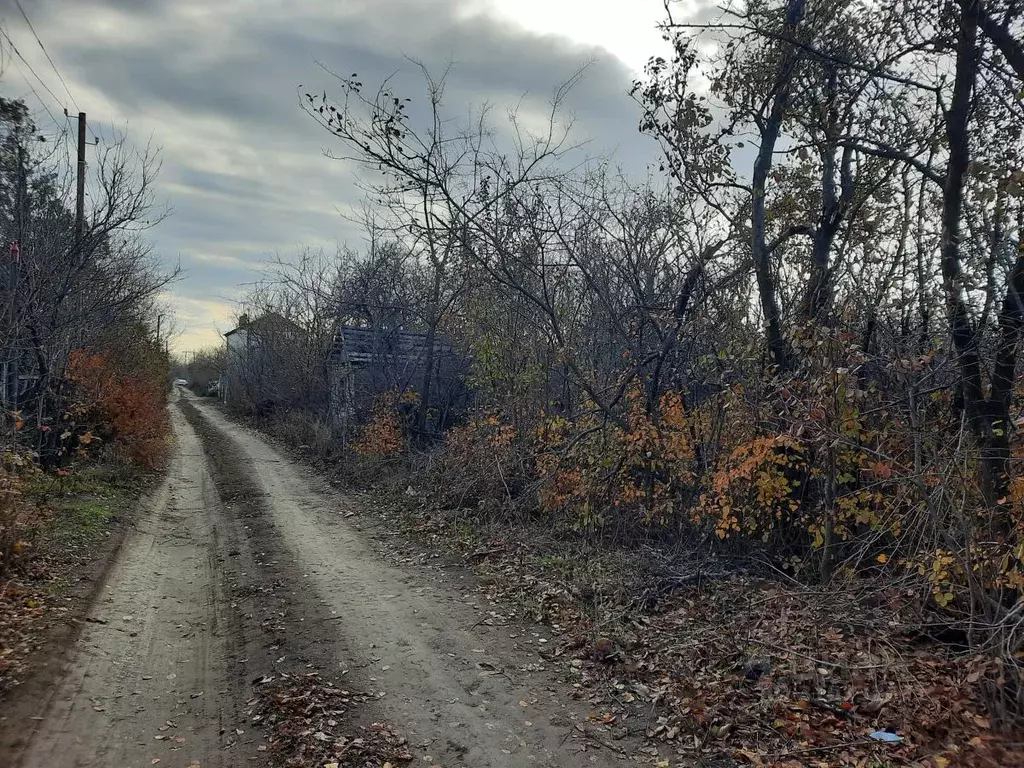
[
  {"left": 76, "top": 112, "right": 86, "bottom": 238},
  {"left": 7, "top": 137, "right": 28, "bottom": 408},
  {"left": 156, "top": 313, "right": 163, "bottom": 347},
  {"left": 71, "top": 113, "right": 88, "bottom": 348}
]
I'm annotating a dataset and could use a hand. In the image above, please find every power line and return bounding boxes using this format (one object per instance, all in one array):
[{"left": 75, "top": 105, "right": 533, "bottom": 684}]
[
  {"left": 0, "top": 26, "right": 67, "bottom": 115},
  {"left": 0, "top": 23, "right": 77, "bottom": 169},
  {"left": 13, "top": 0, "right": 80, "bottom": 113},
  {"left": 6, "top": 59, "right": 65, "bottom": 132}
]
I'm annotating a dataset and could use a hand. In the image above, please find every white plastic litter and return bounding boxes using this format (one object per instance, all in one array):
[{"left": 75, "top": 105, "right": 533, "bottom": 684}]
[{"left": 869, "top": 731, "right": 903, "bottom": 744}]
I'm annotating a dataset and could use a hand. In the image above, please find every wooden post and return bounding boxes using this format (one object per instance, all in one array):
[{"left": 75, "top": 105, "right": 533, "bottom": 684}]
[{"left": 76, "top": 112, "right": 86, "bottom": 237}]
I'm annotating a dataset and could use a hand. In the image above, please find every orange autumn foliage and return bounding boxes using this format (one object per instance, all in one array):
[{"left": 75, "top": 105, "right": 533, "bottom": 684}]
[
  {"left": 66, "top": 349, "right": 170, "bottom": 469},
  {"left": 427, "top": 410, "right": 521, "bottom": 508},
  {"left": 536, "top": 387, "right": 695, "bottom": 530},
  {"left": 352, "top": 389, "right": 418, "bottom": 458},
  {"left": 487, "top": 328, "right": 1024, "bottom": 605}
]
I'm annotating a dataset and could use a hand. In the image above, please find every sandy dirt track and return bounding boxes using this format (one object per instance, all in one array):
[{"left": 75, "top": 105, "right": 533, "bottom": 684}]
[
  {"left": 17, "top": 403, "right": 236, "bottom": 768},
  {"left": 10, "top": 392, "right": 628, "bottom": 767}
]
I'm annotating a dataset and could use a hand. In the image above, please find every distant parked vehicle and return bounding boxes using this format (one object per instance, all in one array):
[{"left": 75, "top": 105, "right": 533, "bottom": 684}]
[{"left": 174, "top": 378, "right": 188, "bottom": 386}]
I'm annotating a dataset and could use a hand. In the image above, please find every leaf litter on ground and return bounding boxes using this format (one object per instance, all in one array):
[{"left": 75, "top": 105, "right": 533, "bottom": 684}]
[
  {"left": 353, "top": 489, "right": 1024, "bottom": 768},
  {"left": 249, "top": 432, "right": 1024, "bottom": 768},
  {"left": 248, "top": 671, "right": 412, "bottom": 768}
]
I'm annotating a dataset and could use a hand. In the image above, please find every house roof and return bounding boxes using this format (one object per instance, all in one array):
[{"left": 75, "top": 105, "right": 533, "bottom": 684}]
[
  {"left": 328, "top": 325, "right": 452, "bottom": 366},
  {"left": 224, "top": 312, "right": 303, "bottom": 338}
]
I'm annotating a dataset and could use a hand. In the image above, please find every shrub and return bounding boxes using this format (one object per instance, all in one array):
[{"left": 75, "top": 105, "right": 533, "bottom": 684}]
[
  {"left": 351, "top": 389, "right": 417, "bottom": 459},
  {"left": 0, "top": 452, "right": 42, "bottom": 576},
  {"left": 535, "top": 387, "right": 695, "bottom": 533},
  {"left": 65, "top": 348, "right": 170, "bottom": 469},
  {"left": 425, "top": 410, "right": 523, "bottom": 510}
]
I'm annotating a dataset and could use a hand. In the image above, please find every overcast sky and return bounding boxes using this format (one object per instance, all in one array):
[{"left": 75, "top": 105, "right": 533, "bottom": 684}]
[{"left": 0, "top": 0, "right": 697, "bottom": 351}]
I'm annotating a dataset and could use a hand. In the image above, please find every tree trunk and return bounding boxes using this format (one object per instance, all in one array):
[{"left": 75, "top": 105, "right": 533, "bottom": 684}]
[
  {"left": 969, "top": 0, "right": 1024, "bottom": 82},
  {"left": 941, "top": 2, "right": 1008, "bottom": 508},
  {"left": 416, "top": 268, "right": 442, "bottom": 441},
  {"left": 647, "top": 258, "right": 706, "bottom": 417},
  {"left": 984, "top": 242, "right": 1024, "bottom": 514},
  {"left": 751, "top": 1, "right": 804, "bottom": 370}
]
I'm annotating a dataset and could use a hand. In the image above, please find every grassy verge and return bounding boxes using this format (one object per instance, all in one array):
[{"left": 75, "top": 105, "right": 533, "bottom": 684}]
[
  {"left": 29, "top": 465, "right": 136, "bottom": 555},
  {"left": 0, "top": 460, "right": 150, "bottom": 701}
]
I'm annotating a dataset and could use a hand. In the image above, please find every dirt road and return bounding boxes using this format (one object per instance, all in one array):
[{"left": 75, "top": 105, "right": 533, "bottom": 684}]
[
  {"left": 15, "top": 401, "right": 238, "bottom": 768},
  {"left": 9, "top": 393, "right": 630, "bottom": 767}
]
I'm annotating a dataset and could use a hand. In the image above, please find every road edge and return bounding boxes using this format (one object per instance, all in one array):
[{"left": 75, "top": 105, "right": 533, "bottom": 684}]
[{"left": 0, "top": 470, "right": 166, "bottom": 762}]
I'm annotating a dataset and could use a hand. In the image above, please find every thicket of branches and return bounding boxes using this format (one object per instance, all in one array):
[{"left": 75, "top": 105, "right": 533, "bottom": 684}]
[
  {"left": 178, "top": 346, "right": 226, "bottom": 395},
  {"left": 0, "top": 92, "right": 175, "bottom": 469},
  {"left": 236, "top": 0, "right": 1024, "bottom": 685}
]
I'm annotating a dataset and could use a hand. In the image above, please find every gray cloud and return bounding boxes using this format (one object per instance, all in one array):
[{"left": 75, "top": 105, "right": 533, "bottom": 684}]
[{"left": 5, "top": 0, "right": 662, "bottom": 347}]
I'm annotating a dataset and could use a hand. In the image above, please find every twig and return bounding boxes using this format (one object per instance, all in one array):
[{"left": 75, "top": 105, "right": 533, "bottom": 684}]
[
  {"left": 475, "top": 661, "right": 514, "bottom": 684},
  {"left": 494, "top": 455, "right": 512, "bottom": 502},
  {"left": 773, "top": 739, "right": 875, "bottom": 758},
  {"left": 745, "top": 636, "right": 889, "bottom": 671},
  {"left": 466, "top": 547, "right": 502, "bottom": 561},
  {"left": 579, "top": 727, "right": 626, "bottom": 755}
]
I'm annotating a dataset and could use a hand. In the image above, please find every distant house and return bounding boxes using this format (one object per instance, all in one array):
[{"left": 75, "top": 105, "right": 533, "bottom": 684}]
[
  {"left": 327, "top": 325, "right": 470, "bottom": 442},
  {"left": 223, "top": 312, "right": 314, "bottom": 411}
]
